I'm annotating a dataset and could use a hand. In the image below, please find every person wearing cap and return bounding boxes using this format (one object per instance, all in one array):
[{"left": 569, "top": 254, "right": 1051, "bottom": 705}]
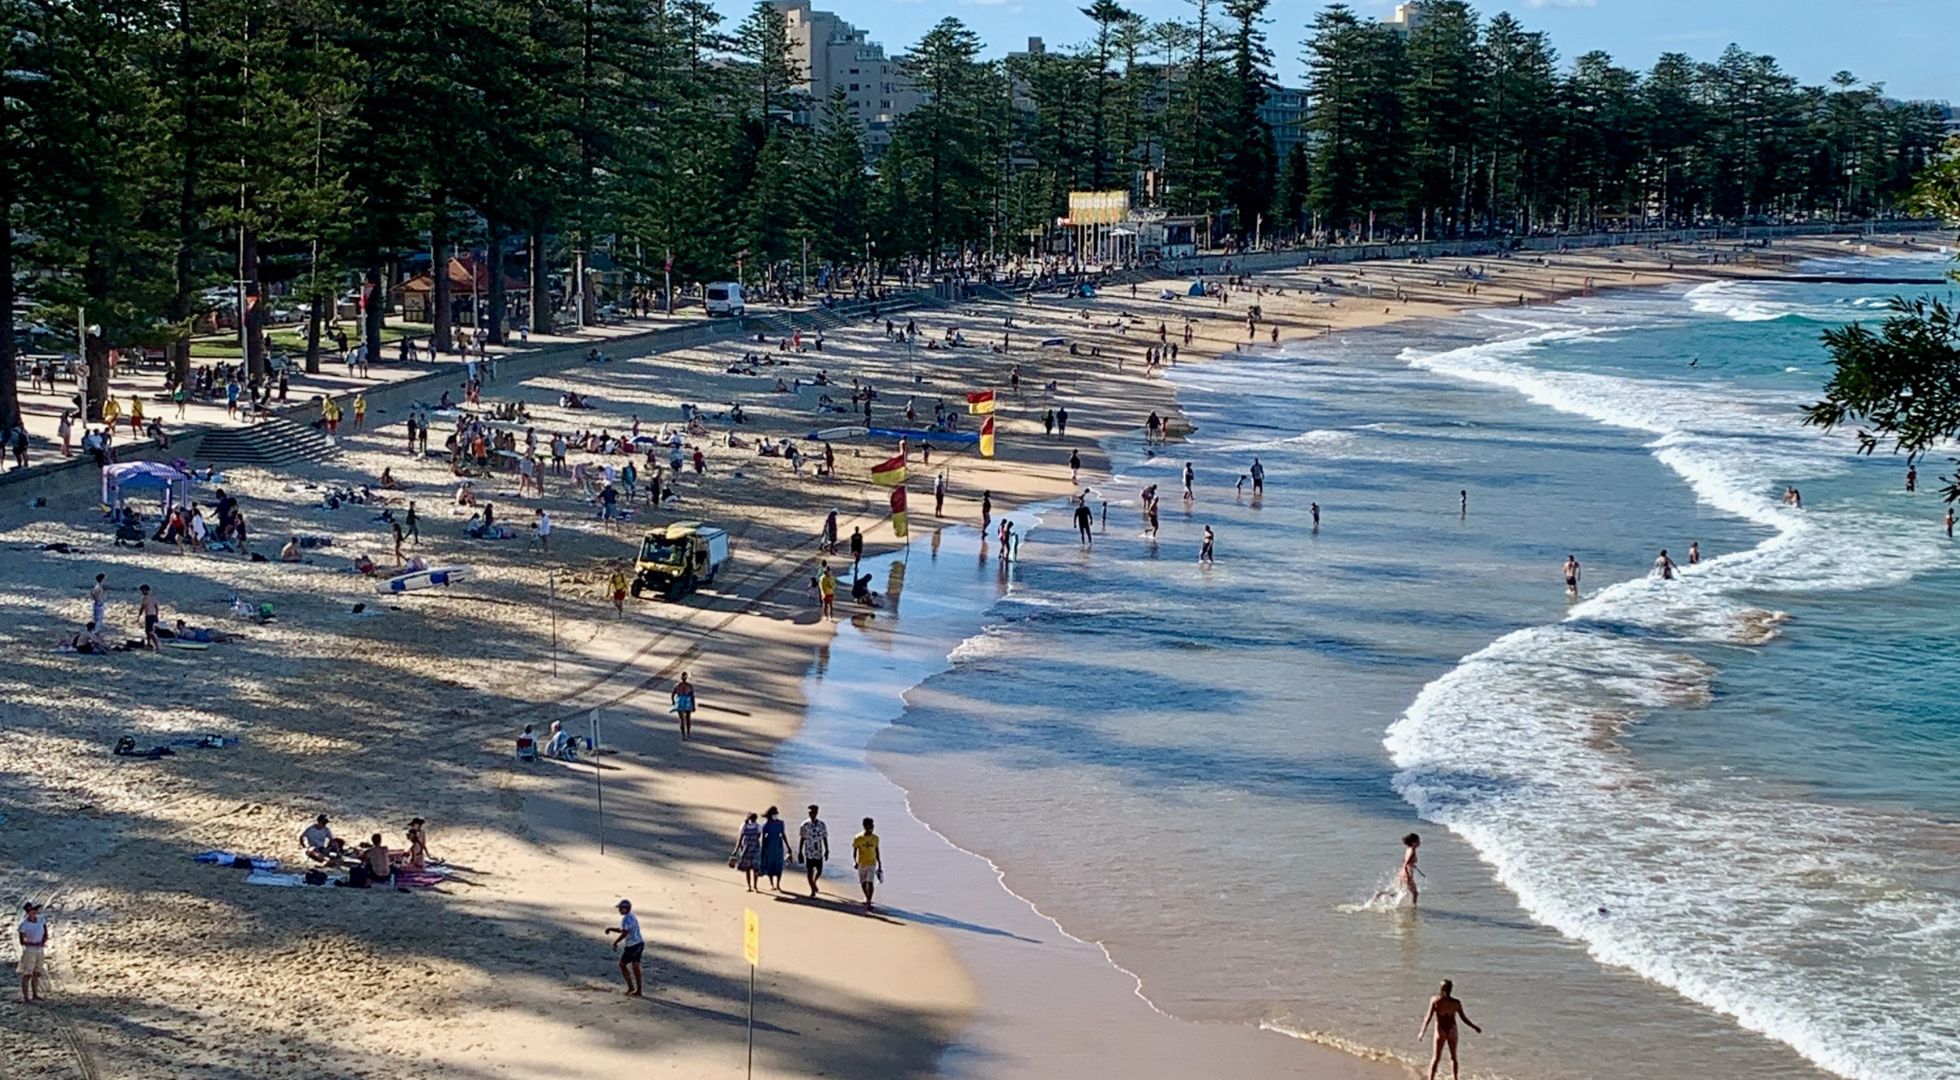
[
  {"left": 604, "top": 900, "right": 644, "bottom": 996},
  {"left": 798, "top": 805, "right": 830, "bottom": 898},
  {"left": 18, "top": 901, "right": 47, "bottom": 1003},
  {"left": 300, "top": 814, "right": 344, "bottom": 863}
]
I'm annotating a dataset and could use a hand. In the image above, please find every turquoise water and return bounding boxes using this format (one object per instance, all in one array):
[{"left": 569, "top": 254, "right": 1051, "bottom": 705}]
[{"left": 869, "top": 254, "right": 1958, "bottom": 1080}]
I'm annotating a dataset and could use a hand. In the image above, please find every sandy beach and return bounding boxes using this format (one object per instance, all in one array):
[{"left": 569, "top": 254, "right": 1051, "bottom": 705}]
[{"left": 0, "top": 230, "right": 1934, "bottom": 1080}]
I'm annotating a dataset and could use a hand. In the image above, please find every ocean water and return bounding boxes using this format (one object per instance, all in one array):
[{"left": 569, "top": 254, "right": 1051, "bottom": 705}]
[{"left": 868, "top": 253, "right": 1960, "bottom": 1080}]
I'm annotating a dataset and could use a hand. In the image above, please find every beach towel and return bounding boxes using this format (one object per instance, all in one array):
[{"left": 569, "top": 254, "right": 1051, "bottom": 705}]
[
  {"left": 193, "top": 851, "right": 280, "bottom": 870},
  {"left": 244, "top": 870, "right": 309, "bottom": 887},
  {"left": 392, "top": 870, "right": 446, "bottom": 889}
]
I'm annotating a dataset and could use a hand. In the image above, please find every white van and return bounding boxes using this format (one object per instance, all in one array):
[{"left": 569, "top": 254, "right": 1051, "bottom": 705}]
[{"left": 704, "top": 282, "right": 745, "bottom": 317}]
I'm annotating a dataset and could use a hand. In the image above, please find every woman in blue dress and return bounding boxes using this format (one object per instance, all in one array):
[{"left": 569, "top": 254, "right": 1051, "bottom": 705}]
[
  {"left": 730, "top": 812, "right": 761, "bottom": 892},
  {"left": 758, "top": 806, "right": 790, "bottom": 891}
]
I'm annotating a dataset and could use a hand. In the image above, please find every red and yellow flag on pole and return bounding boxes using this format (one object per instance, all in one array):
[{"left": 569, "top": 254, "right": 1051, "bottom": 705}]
[
  {"left": 871, "top": 453, "right": 908, "bottom": 487},
  {"left": 979, "top": 416, "right": 996, "bottom": 459},
  {"left": 890, "top": 487, "right": 909, "bottom": 540},
  {"left": 966, "top": 389, "right": 996, "bottom": 415}
]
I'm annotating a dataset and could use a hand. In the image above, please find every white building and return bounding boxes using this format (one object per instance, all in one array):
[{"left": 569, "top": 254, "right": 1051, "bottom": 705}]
[
  {"left": 771, "top": 0, "right": 921, "bottom": 156},
  {"left": 1382, "top": 2, "right": 1427, "bottom": 35}
]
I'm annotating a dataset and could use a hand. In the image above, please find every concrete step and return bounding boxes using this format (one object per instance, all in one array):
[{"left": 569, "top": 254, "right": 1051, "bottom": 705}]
[{"left": 196, "top": 417, "right": 343, "bottom": 467}]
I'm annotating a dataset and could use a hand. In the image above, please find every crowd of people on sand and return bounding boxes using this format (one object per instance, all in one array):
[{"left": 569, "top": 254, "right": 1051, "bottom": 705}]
[{"left": 297, "top": 812, "right": 440, "bottom": 890}]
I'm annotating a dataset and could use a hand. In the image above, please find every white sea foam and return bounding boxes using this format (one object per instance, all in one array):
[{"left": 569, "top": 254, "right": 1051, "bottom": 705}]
[
  {"left": 1391, "top": 311, "right": 1954, "bottom": 1080},
  {"left": 1685, "top": 279, "right": 1882, "bottom": 323}
]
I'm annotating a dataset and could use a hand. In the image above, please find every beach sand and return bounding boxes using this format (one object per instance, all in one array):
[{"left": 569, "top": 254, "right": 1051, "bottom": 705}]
[{"left": 0, "top": 230, "right": 1929, "bottom": 1079}]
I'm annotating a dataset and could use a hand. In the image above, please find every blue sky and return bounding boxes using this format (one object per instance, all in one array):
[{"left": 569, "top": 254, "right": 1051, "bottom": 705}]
[{"left": 724, "top": 0, "right": 1954, "bottom": 103}]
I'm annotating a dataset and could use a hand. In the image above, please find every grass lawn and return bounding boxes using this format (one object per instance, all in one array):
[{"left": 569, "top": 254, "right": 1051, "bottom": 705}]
[{"left": 189, "top": 319, "right": 421, "bottom": 360}]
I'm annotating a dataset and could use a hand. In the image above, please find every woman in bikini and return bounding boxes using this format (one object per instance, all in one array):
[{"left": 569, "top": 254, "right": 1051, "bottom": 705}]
[{"left": 1418, "top": 979, "right": 1482, "bottom": 1080}]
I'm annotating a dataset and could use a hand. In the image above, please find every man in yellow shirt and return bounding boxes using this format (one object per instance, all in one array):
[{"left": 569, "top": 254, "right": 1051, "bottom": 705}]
[
  {"left": 851, "top": 818, "right": 881, "bottom": 911},
  {"left": 353, "top": 393, "right": 367, "bottom": 430}
]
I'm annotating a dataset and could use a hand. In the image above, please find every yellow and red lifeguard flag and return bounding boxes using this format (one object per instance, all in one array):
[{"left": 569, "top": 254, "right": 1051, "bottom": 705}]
[
  {"left": 871, "top": 453, "right": 908, "bottom": 487},
  {"left": 966, "top": 389, "right": 996, "bottom": 415},
  {"left": 890, "top": 487, "right": 909, "bottom": 539},
  {"left": 979, "top": 416, "right": 996, "bottom": 459}
]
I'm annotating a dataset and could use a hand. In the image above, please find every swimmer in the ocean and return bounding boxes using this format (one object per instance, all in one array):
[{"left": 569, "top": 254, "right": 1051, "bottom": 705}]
[
  {"left": 1945, "top": 508, "right": 1954, "bottom": 539},
  {"left": 1654, "top": 548, "right": 1677, "bottom": 580},
  {"left": 1563, "top": 554, "right": 1581, "bottom": 597},
  {"left": 1418, "top": 979, "right": 1483, "bottom": 1080},
  {"left": 1688, "top": 541, "right": 1699, "bottom": 565}
]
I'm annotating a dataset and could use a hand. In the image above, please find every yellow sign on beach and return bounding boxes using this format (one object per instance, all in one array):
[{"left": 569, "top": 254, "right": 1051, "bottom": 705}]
[{"left": 743, "top": 908, "right": 760, "bottom": 968}]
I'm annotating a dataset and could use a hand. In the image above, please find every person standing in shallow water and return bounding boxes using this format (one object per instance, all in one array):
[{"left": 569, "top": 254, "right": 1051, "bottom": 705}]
[
  {"left": 1688, "top": 541, "right": 1700, "bottom": 565},
  {"left": 1564, "top": 554, "right": 1582, "bottom": 597},
  {"left": 1653, "top": 549, "right": 1677, "bottom": 580},
  {"left": 1418, "top": 979, "right": 1483, "bottom": 1080}
]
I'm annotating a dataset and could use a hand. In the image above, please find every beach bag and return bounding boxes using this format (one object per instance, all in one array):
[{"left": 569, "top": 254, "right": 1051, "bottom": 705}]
[{"left": 303, "top": 869, "right": 328, "bottom": 886}]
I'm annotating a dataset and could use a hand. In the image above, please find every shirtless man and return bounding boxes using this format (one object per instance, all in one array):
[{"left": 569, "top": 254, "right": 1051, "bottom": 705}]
[
  {"left": 1653, "top": 548, "right": 1677, "bottom": 581},
  {"left": 1687, "top": 541, "right": 1700, "bottom": 565},
  {"left": 137, "top": 584, "right": 160, "bottom": 651},
  {"left": 1563, "top": 555, "right": 1581, "bottom": 597},
  {"left": 1418, "top": 979, "right": 1483, "bottom": 1080}
]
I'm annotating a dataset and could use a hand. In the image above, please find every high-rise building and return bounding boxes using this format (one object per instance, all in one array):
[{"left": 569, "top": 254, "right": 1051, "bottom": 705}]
[
  {"left": 1260, "top": 86, "right": 1310, "bottom": 163},
  {"left": 771, "top": 0, "right": 921, "bottom": 157}
]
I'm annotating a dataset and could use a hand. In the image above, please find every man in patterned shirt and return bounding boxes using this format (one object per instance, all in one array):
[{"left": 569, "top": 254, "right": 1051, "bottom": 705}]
[{"left": 798, "top": 805, "right": 830, "bottom": 898}]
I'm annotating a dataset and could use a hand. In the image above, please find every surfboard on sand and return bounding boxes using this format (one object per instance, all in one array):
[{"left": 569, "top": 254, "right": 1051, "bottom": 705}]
[
  {"left": 806, "top": 425, "right": 870, "bottom": 441},
  {"left": 376, "top": 565, "right": 474, "bottom": 594}
]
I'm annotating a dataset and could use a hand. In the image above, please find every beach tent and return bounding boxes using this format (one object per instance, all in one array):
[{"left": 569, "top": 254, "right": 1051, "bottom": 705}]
[
  {"left": 1187, "top": 281, "right": 1207, "bottom": 297},
  {"left": 102, "top": 461, "right": 192, "bottom": 513}
]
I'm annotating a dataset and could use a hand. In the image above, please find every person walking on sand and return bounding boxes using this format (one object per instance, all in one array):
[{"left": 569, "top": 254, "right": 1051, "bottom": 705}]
[
  {"left": 981, "top": 491, "right": 993, "bottom": 533},
  {"left": 759, "top": 807, "right": 790, "bottom": 892},
  {"left": 731, "top": 813, "right": 762, "bottom": 892},
  {"left": 1419, "top": 979, "right": 1483, "bottom": 1080},
  {"left": 608, "top": 566, "right": 629, "bottom": 616},
  {"left": 671, "top": 671, "right": 696, "bottom": 740},
  {"left": 1056, "top": 407, "right": 1069, "bottom": 437},
  {"left": 605, "top": 899, "right": 645, "bottom": 997},
  {"left": 853, "top": 818, "right": 883, "bottom": 911},
  {"left": 138, "top": 584, "right": 160, "bottom": 651},
  {"left": 1069, "top": 448, "right": 1081, "bottom": 484},
  {"left": 404, "top": 502, "right": 420, "bottom": 547},
  {"left": 1653, "top": 548, "right": 1678, "bottom": 581},
  {"left": 799, "top": 805, "right": 830, "bottom": 898},
  {"left": 850, "top": 526, "right": 864, "bottom": 569},
  {"left": 534, "top": 509, "right": 551, "bottom": 554},
  {"left": 1564, "top": 555, "right": 1582, "bottom": 597},
  {"left": 934, "top": 473, "right": 946, "bottom": 517},
  {"left": 1043, "top": 408, "right": 1055, "bottom": 437},
  {"left": 17, "top": 900, "right": 47, "bottom": 1003},
  {"left": 818, "top": 563, "right": 837, "bottom": 619}
]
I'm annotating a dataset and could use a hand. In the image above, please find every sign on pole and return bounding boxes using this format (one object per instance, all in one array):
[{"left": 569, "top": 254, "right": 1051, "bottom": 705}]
[
  {"left": 744, "top": 908, "right": 761, "bottom": 1079},
  {"left": 591, "top": 707, "right": 604, "bottom": 853}
]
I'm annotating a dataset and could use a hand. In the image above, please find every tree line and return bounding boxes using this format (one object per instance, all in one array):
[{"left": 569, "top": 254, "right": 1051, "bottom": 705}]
[{"left": 0, "top": 0, "right": 1947, "bottom": 429}]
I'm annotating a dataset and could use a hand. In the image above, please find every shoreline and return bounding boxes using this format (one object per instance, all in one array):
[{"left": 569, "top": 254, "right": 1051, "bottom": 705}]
[{"left": 0, "top": 230, "right": 1934, "bottom": 1080}]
